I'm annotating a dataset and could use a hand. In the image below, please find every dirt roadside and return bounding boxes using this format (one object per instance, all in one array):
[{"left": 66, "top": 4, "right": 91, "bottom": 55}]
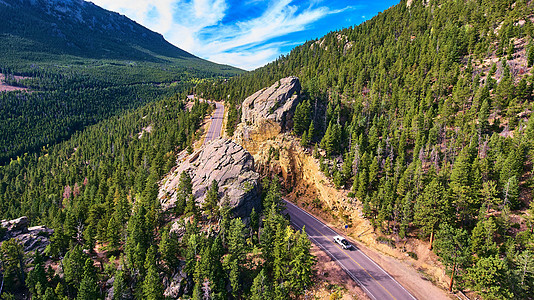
[{"left": 306, "top": 243, "right": 371, "bottom": 300}]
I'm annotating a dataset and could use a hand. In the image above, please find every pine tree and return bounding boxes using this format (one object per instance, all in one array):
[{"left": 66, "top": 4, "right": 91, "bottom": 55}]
[
  {"left": 0, "top": 239, "right": 25, "bottom": 292},
  {"left": 175, "top": 171, "right": 193, "bottom": 216},
  {"left": 142, "top": 246, "right": 164, "bottom": 300},
  {"left": 112, "top": 268, "right": 128, "bottom": 300},
  {"left": 478, "top": 99, "right": 490, "bottom": 134},
  {"left": 83, "top": 222, "right": 97, "bottom": 253},
  {"left": 43, "top": 287, "right": 58, "bottom": 300},
  {"left": 125, "top": 204, "right": 147, "bottom": 271},
  {"left": 219, "top": 196, "right": 232, "bottom": 245},
  {"left": 202, "top": 180, "right": 219, "bottom": 220},
  {"left": 300, "top": 130, "right": 309, "bottom": 147},
  {"left": 250, "top": 269, "right": 272, "bottom": 300},
  {"left": 26, "top": 252, "right": 47, "bottom": 298},
  {"left": 106, "top": 211, "right": 122, "bottom": 253},
  {"left": 159, "top": 225, "right": 180, "bottom": 270},
  {"left": 263, "top": 176, "right": 284, "bottom": 213},
  {"left": 185, "top": 195, "right": 199, "bottom": 219},
  {"left": 320, "top": 120, "right": 335, "bottom": 156},
  {"left": 293, "top": 100, "right": 311, "bottom": 136},
  {"left": 434, "top": 223, "right": 470, "bottom": 292},
  {"left": 77, "top": 258, "right": 99, "bottom": 300},
  {"left": 192, "top": 282, "right": 202, "bottom": 300},
  {"left": 307, "top": 120, "right": 316, "bottom": 142},
  {"left": 63, "top": 245, "right": 87, "bottom": 294},
  {"left": 227, "top": 218, "right": 246, "bottom": 261},
  {"left": 466, "top": 255, "right": 513, "bottom": 299},
  {"left": 413, "top": 178, "right": 448, "bottom": 249},
  {"left": 228, "top": 259, "right": 241, "bottom": 299},
  {"left": 194, "top": 244, "right": 212, "bottom": 285},
  {"left": 185, "top": 234, "right": 199, "bottom": 276},
  {"left": 250, "top": 208, "right": 259, "bottom": 240},
  {"left": 470, "top": 218, "right": 498, "bottom": 257},
  {"left": 288, "top": 227, "right": 315, "bottom": 294},
  {"left": 273, "top": 224, "right": 291, "bottom": 284},
  {"left": 513, "top": 250, "right": 534, "bottom": 298}
]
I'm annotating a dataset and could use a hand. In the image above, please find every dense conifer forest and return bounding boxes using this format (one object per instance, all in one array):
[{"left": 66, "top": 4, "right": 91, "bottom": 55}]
[
  {"left": 0, "top": 63, "right": 211, "bottom": 164},
  {"left": 2, "top": 0, "right": 534, "bottom": 298},
  {"left": 0, "top": 92, "right": 315, "bottom": 298},
  {"left": 193, "top": 0, "right": 534, "bottom": 297},
  {"left": 0, "top": 0, "right": 317, "bottom": 299}
]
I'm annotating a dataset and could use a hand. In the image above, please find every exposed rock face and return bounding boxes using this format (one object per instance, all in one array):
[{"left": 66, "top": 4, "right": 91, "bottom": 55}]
[
  {"left": 1, "top": 216, "right": 29, "bottom": 236},
  {"left": 1, "top": 217, "right": 53, "bottom": 253},
  {"left": 233, "top": 77, "right": 301, "bottom": 154},
  {"left": 159, "top": 138, "right": 261, "bottom": 219},
  {"left": 241, "top": 76, "right": 301, "bottom": 127},
  {"left": 163, "top": 261, "right": 188, "bottom": 298}
]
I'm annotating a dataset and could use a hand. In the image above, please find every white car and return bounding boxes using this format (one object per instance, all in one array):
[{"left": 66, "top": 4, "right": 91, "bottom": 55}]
[{"left": 333, "top": 235, "right": 353, "bottom": 250}]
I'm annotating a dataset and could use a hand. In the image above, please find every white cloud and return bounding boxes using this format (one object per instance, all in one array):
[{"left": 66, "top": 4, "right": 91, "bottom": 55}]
[{"left": 89, "top": 0, "right": 344, "bottom": 70}]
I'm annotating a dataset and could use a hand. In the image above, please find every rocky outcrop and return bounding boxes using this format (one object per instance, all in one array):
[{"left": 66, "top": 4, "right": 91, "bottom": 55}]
[
  {"left": 1, "top": 216, "right": 53, "bottom": 253},
  {"left": 233, "top": 77, "right": 301, "bottom": 154},
  {"left": 1, "top": 216, "right": 29, "bottom": 236},
  {"left": 163, "top": 261, "right": 189, "bottom": 298},
  {"left": 241, "top": 76, "right": 301, "bottom": 127},
  {"left": 159, "top": 138, "right": 261, "bottom": 219}
]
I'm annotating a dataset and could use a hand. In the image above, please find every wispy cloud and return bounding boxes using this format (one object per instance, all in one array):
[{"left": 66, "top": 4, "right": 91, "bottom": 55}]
[{"left": 90, "top": 0, "right": 351, "bottom": 70}]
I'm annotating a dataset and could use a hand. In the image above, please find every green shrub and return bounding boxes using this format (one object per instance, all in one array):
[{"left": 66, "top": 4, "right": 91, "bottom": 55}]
[{"left": 407, "top": 251, "right": 418, "bottom": 260}]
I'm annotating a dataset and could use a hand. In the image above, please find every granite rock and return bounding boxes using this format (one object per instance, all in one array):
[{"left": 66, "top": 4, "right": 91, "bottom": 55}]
[
  {"left": 233, "top": 77, "right": 301, "bottom": 154},
  {"left": 159, "top": 138, "right": 261, "bottom": 219},
  {"left": 1, "top": 217, "right": 53, "bottom": 253}
]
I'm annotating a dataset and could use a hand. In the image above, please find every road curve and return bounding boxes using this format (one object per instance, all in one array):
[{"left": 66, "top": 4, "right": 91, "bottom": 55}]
[
  {"left": 284, "top": 200, "right": 417, "bottom": 300},
  {"left": 203, "top": 102, "right": 224, "bottom": 145}
]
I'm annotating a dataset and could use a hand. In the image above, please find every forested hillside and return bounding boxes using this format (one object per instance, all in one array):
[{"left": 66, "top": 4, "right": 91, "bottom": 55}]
[
  {"left": 0, "top": 0, "right": 243, "bottom": 163},
  {"left": 195, "top": 0, "right": 534, "bottom": 298},
  {"left": 1, "top": 0, "right": 189, "bottom": 61},
  {"left": 0, "top": 93, "right": 314, "bottom": 299}
]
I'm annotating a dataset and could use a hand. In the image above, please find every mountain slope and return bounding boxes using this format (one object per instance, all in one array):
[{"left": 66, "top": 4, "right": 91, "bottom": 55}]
[
  {"left": 195, "top": 0, "right": 534, "bottom": 298},
  {"left": 0, "top": 0, "right": 193, "bottom": 62},
  {"left": 0, "top": 0, "right": 243, "bottom": 164}
]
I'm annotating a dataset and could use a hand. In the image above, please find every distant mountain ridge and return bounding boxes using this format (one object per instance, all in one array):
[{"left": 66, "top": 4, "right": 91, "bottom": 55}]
[{"left": 0, "top": 0, "right": 196, "bottom": 62}]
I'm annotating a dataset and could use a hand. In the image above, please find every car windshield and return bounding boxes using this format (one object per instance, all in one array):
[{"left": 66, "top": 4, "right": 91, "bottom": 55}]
[{"left": 341, "top": 240, "right": 350, "bottom": 246}]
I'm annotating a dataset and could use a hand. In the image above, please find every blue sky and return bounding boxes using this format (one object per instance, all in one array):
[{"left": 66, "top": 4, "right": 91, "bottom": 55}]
[{"left": 90, "top": 0, "right": 399, "bottom": 70}]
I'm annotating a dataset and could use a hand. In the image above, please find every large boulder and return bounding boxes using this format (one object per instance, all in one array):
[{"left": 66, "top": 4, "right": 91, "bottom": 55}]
[
  {"left": 1, "top": 217, "right": 53, "bottom": 253},
  {"left": 159, "top": 138, "right": 261, "bottom": 219},
  {"left": 233, "top": 76, "right": 301, "bottom": 154},
  {"left": 1, "top": 216, "right": 29, "bottom": 236}
]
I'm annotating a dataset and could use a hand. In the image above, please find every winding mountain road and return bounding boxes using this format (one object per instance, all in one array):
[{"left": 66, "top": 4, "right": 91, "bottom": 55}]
[
  {"left": 203, "top": 102, "right": 224, "bottom": 145},
  {"left": 204, "top": 100, "right": 415, "bottom": 299},
  {"left": 284, "top": 200, "right": 417, "bottom": 300}
]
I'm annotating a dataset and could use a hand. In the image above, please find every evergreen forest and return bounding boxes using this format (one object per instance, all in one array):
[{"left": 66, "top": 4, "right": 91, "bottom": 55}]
[
  {"left": 193, "top": 0, "right": 534, "bottom": 298},
  {"left": 2, "top": 0, "right": 534, "bottom": 299}
]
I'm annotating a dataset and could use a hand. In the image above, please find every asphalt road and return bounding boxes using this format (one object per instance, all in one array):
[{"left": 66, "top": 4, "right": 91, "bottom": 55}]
[
  {"left": 203, "top": 102, "right": 224, "bottom": 145},
  {"left": 284, "top": 200, "right": 417, "bottom": 300}
]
